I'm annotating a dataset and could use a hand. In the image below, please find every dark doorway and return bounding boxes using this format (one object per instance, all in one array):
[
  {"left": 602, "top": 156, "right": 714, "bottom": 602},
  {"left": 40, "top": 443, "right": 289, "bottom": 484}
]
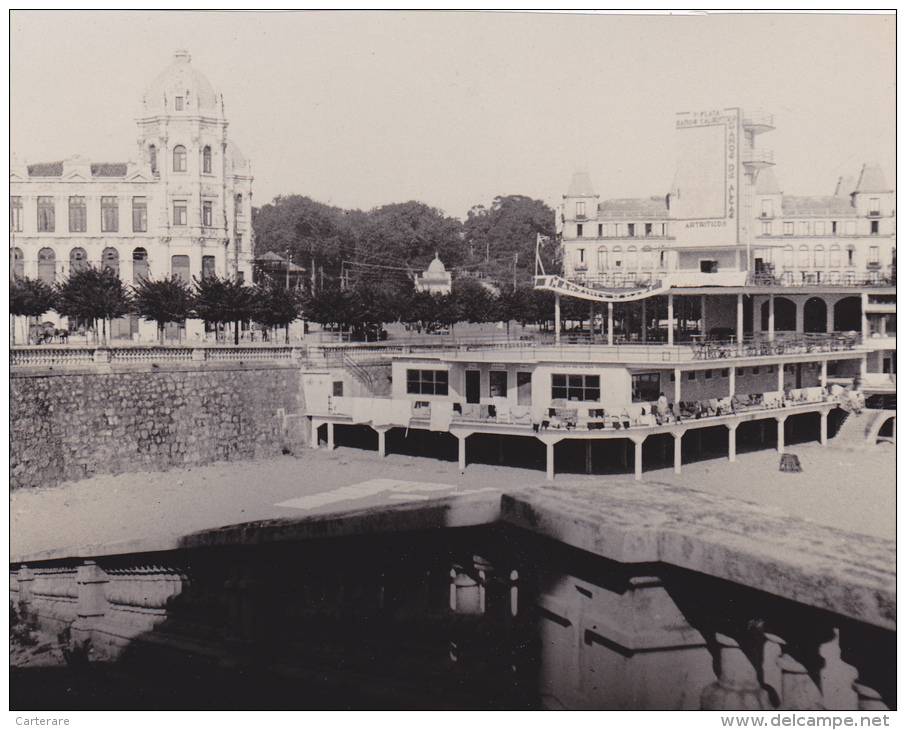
[
  {"left": 465, "top": 370, "right": 481, "bottom": 404},
  {"left": 834, "top": 297, "right": 861, "bottom": 333},
  {"left": 803, "top": 297, "right": 828, "bottom": 333}
]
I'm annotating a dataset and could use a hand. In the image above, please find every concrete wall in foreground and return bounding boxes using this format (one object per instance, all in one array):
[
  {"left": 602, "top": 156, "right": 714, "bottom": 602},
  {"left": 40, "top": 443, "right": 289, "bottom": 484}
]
[{"left": 10, "top": 364, "right": 307, "bottom": 491}]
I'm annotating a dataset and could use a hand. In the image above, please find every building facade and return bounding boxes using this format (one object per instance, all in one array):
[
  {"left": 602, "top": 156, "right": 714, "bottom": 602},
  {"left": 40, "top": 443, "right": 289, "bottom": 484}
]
[{"left": 10, "top": 50, "right": 254, "bottom": 340}]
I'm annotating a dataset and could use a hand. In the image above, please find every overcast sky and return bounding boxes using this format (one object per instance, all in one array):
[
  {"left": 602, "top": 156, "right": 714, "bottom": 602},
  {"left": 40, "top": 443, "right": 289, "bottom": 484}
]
[{"left": 9, "top": 10, "right": 896, "bottom": 220}]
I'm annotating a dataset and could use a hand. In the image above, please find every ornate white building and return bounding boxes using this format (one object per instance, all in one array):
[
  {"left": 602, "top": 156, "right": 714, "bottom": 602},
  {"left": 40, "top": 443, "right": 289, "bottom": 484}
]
[{"left": 10, "top": 50, "right": 254, "bottom": 340}]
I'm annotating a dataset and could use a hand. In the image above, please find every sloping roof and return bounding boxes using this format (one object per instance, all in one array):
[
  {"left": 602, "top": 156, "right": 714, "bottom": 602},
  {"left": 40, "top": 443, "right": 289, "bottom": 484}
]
[
  {"left": 597, "top": 197, "right": 669, "bottom": 219},
  {"left": 91, "top": 163, "right": 128, "bottom": 177},
  {"left": 854, "top": 164, "right": 891, "bottom": 194},
  {"left": 781, "top": 195, "right": 856, "bottom": 216},
  {"left": 754, "top": 168, "right": 782, "bottom": 195},
  {"left": 565, "top": 169, "right": 597, "bottom": 198},
  {"left": 27, "top": 162, "right": 64, "bottom": 177}
]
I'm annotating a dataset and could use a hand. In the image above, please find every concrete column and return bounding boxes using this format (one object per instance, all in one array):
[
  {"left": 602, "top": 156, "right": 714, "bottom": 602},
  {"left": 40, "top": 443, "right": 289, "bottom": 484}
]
[
  {"left": 768, "top": 293, "right": 775, "bottom": 342},
  {"left": 700, "top": 294, "right": 707, "bottom": 338},
  {"left": 820, "top": 410, "right": 828, "bottom": 446},
  {"left": 377, "top": 428, "right": 386, "bottom": 457},
  {"left": 795, "top": 298, "right": 805, "bottom": 334},
  {"left": 776, "top": 416, "right": 786, "bottom": 454},
  {"left": 737, "top": 293, "right": 744, "bottom": 347},
  {"left": 729, "top": 366, "right": 736, "bottom": 398},
  {"left": 633, "top": 437, "right": 645, "bottom": 481},
  {"left": 555, "top": 294, "right": 561, "bottom": 345},
  {"left": 674, "top": 367, "right": 682, "bottom": 405},
  {"left": 310, "top": 419, "right": 320, "bottom": 449},
  {"left": 673, "top": 431, "right": 683, "bottom": 474},
  {"left": 820, "top": 360, "right": 828, "bottom": 388},
  {"left": 546, "top": 441, "right": 555, "bottom": 481},
  {"left": 860, "top": 355, "right": 868, "bottom": 381},
  {"left": 641, "top": 299, "right": 648, "bottom": 344},
  {"left": 727, "top": 423, "right": 737, "bottom": 462},
  {"left": 667, "top": 292, "right": 675, "bottom": 346},
  {"left": 607, "top": 301, "right": 614, "bottom": 346},
  {"left": 589, "top": 301, "right": 595, "bottom": 340},
  {"left": 827, "top": 299, "right": 836, "bottom": 333},
  {"left": 458, "top": 434, "right": 467, "bottom": 472},
  {"left": 778, "top": 363, "right": 785, "bottom": 393},
  {"left": 327, "top": 421, "right": 335, "bottom": 450},
  {"left": 860, "top": 292, "right": 869, "bottom": 341}
]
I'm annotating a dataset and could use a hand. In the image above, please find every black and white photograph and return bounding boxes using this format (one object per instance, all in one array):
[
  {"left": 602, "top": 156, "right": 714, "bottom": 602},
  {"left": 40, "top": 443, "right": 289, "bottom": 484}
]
[{"left": 9, "top": 9, "right": 895, "bottom": 721}]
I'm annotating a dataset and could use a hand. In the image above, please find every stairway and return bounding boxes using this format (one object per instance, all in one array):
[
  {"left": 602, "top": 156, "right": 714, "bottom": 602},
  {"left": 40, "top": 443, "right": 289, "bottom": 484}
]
[{"left": 831, "top": 409, "right": 886, "bottom": 450}]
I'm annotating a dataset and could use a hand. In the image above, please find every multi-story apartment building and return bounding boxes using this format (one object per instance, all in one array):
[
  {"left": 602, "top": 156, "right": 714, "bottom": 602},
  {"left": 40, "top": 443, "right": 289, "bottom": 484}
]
[{"left": 10, "top": 50, "right": 254, "bottom": 340}]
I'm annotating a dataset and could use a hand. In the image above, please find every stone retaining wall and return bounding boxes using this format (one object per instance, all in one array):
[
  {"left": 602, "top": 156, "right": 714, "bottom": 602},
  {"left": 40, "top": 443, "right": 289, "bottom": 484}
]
[{"left": 10, "top": 365, "right": 307, "bottom": 491}]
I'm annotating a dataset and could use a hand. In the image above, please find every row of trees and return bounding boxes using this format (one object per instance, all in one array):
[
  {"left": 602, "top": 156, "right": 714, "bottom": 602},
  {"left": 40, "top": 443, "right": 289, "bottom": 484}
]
[
  {"left": 252, "top": 194, "right": 559, "bottom": 290},
  {"left": 10, "top": 268, "right": 302, "bottom": 346}
]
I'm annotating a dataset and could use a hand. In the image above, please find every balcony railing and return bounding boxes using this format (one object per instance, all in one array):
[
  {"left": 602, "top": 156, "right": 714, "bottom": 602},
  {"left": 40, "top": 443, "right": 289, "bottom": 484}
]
[{"left": 747, "top": 272, "right": 895, "bottom": 287}]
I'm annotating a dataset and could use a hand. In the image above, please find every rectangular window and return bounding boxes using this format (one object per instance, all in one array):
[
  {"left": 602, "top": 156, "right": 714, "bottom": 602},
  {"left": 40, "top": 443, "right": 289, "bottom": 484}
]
[
  {"left": 10, "top": 196, "right": 23, "bottom": 232},
  {"left": 831, "top": 221, "right": 837, "bottom": 234},
  {"left": 687, "top": 371, "right": 696, "bottom": 381},
  {"left": 721, "top": 368, "right": 729, "bottom": 378},
  {"left": 175, "top": 96, "right": 184, "bottom": 111},
  {"left": 761, "top": 199, "right": 773, "bottom": 218},
  {"left": 870, "top": 221, "right": 879, "bottom": 235},
  {"left": 68, "top": 196, "right": 87, "bottom": 232},
  {"left": 627, "top": 223, "right": 636, "bottom": 237},
  {"left": 645, "top": 223, "right": 652, "bottom": 236},
  {"left": 489, "top": 370, "right": 508, "bottom": 398},
  {"left": 132, "top": 197, "right": 147, "bottom": 232},
  {"left": 869, "top": 198, "right": 880, "bottom": 215},
  {"left": 630, "top": 373, "right": 660, "bottom": 403},
  {"left": 783, "top": 221, "right": 793, "bottom": 235},
  {"left": 752, "top": 366, "right": 759, "bottom": 375},
  {"left": 598, "top": 223, "right": 603, "bottom": 237},
  {"left": 576, "top": 223, "right": 583, "bottom": 238},
  {"left": 576, "top": 201, "right": 586, "bottom": 219},
  {"left": 799, "top": 221, "right": 809, "bottom": 236},
  {"left": 761, "top": 221, "right": 772, "bottom": 236},
  {"left": 869, "top": 246, "right": 880, "bottom": 264},
  {"left": 406, "top": 369, "right": 449, "bottom": 396},
  {"left": 173, "top": 200, "right": 187, "bottom": 226},
  {"left": 101, "top": 196, "right": 118, "bottom": 232},
  {"left": 201, "top": 255, "right": 216, "bottom": 279},
  {"left": 705, "top": 369, "right": 713, "bottom": 379},
  {"left": 202, "top": 201, "right": 213, "bottom": 227},
  {"left": 332, "top": 381, "right": 344, "bottom": 397},
  {"left": 551, "top": 373, "right": 600, "bottom": 402},
  {"left": 736, "top": 367, "right": 746, "bottom": 377},
  {"left": 37, "top": 196, "right": 55, "bottom": 232}
]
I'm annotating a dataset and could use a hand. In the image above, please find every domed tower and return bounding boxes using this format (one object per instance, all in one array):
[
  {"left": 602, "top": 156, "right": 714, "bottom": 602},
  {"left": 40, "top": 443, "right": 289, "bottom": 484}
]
[{"left": 135, "top": 50, "right": 253, "bottom": 283}]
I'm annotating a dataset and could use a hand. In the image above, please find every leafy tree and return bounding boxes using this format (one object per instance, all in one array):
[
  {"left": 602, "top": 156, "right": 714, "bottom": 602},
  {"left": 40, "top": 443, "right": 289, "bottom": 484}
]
[
  {"left": 303, "top": 287, "right": 359, "bottom": 333},
  {"left": 54, "top": 266, "right": 132, "bottom": 346},
  {"left": 9, "top": 277, "right": 56, "bottom": 345},
  {"left": 253, "top": 280, "right": 303, "bottom": 343},
  {"left": 193, "top": 275, "right": 257, "bottom": 345},
  {"left": 253, "top": 195, "right": 359, "bottom": 288},
  {"left": 355, "top": 201, "right": 465, "bottom": 274},
  {"left": 463, "top": 195, "right": 557, "bottom": 283},
  {"left": 133, "top": 276, "right": 195, "bottom": 345},
  {"left": 451, "top": 277, "right": 496, "bottom": 325},
  {"left": 493, "top": 284, "right": 536, "bottom": 337}
]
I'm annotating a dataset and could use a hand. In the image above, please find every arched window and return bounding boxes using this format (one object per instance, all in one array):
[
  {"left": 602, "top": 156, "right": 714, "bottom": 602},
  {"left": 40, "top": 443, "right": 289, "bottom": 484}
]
[
  {"left": 38, "top": 248, "right": 56, "bottom": 285},
  {"left": 234, "top": 193, "right": 243, "bottom": 216},
  {"left": 133, "top": 247, "right": 149, "bottom": 285},
  {"left": 11, "top": 247, "right": 24, "bottom": 279},
  {"left": 202, "top": 146, "right": 212, "bottom": 174},
  {"left": 813, "top": 245, "right": 825, "bottom": 269},
  {"left": 173, "top": 145, "right": 187, "bottom": 173},
  {"left": 626, "top": 246, "right": 638, "bottom": 270},
  {"left": 782, "top": 245, "right": 794, "bottom": 270},
  {"left": 596, "top": 246, "right": 607, "bottom": 271},
  {"left": 102, "top": 248, "right": 120, "bottom": 277},
  {"left": 70, "top": 247, "right": 89, "bottom": 273},
  {"left": 829, "top": 244, "right": 841, "bottom": 267},
  {"left": 641, "top": 246, "right": 654, "bottom": 269},
  {"left": 612, "top": 246, "right": 622, "bottom": 268},
  {"left": 149, "top": 144, "right": 158, "bottom": 174},
  {"left": 797, "top": 245, "right": 809, "bottom": 269}
]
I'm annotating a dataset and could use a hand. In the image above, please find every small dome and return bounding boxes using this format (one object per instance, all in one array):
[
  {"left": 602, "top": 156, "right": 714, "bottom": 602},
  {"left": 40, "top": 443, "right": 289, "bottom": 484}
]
[
  {"left": 229, "top": 142, "right": 247, "bottom": 167},
  {"left": 143, "top": 50, "right": 219, "bottom": 113},
  {"left": 426, "top": 256, "right": 447, "bottom": 275}
]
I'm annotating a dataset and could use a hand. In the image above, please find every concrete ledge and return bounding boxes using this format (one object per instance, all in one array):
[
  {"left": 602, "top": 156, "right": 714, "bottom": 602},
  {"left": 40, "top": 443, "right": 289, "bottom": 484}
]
[{"left": 500, "top": 483, "right": 895, "bottom": 631}]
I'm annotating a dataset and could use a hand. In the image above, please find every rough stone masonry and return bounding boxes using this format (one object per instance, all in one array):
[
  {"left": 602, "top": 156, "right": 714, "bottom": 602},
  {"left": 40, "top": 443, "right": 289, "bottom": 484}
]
[{"left": 10, "top": 365, "right": 305, "bottom": 491}]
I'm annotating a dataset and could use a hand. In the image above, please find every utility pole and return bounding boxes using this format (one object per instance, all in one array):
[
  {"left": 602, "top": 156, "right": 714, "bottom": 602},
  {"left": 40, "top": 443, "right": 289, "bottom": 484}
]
[{"left": 285, "top": 248, "right": 291, "bottom": 289}]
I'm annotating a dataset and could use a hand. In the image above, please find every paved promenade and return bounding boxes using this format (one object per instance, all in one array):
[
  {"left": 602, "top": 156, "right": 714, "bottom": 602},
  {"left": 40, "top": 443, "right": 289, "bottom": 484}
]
[{"left": 10, "top": 438, "right": 894, "bottom": 562}]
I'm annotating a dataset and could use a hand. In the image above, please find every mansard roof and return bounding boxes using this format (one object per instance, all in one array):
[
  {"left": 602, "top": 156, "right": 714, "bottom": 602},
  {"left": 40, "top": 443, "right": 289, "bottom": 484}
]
[
  {"left": 754, "top": 168, "right": 782, "bottom": 195},
  {"left": 91, "top": 163, "right": 129, "bottom": 177},
  {"left": 27, "top": 161, "right": 64, "bottom": 177},
  {"left": 565, "top": 169, "right": 597, "bottom": 198},
  {"left": 26, "top": 160, "right": 130, "bottom": 178},
  {"left": 597, "top": 197, "right": 669, "bottom": 219},
  {"left": 854, "top": 164, "right": 892, "bottom": 194},
  {"left": 781, "top": 195, "right": 857, "bottom": 216}
]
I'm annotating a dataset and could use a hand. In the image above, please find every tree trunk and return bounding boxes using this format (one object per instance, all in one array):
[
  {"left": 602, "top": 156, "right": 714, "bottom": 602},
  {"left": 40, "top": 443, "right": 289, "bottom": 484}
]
[
  {"left": 234, "top": 319, "right": 240, "bottom": 345},
  {"left": 159, "top": 322, "right": 165, "bottom": 346}
]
